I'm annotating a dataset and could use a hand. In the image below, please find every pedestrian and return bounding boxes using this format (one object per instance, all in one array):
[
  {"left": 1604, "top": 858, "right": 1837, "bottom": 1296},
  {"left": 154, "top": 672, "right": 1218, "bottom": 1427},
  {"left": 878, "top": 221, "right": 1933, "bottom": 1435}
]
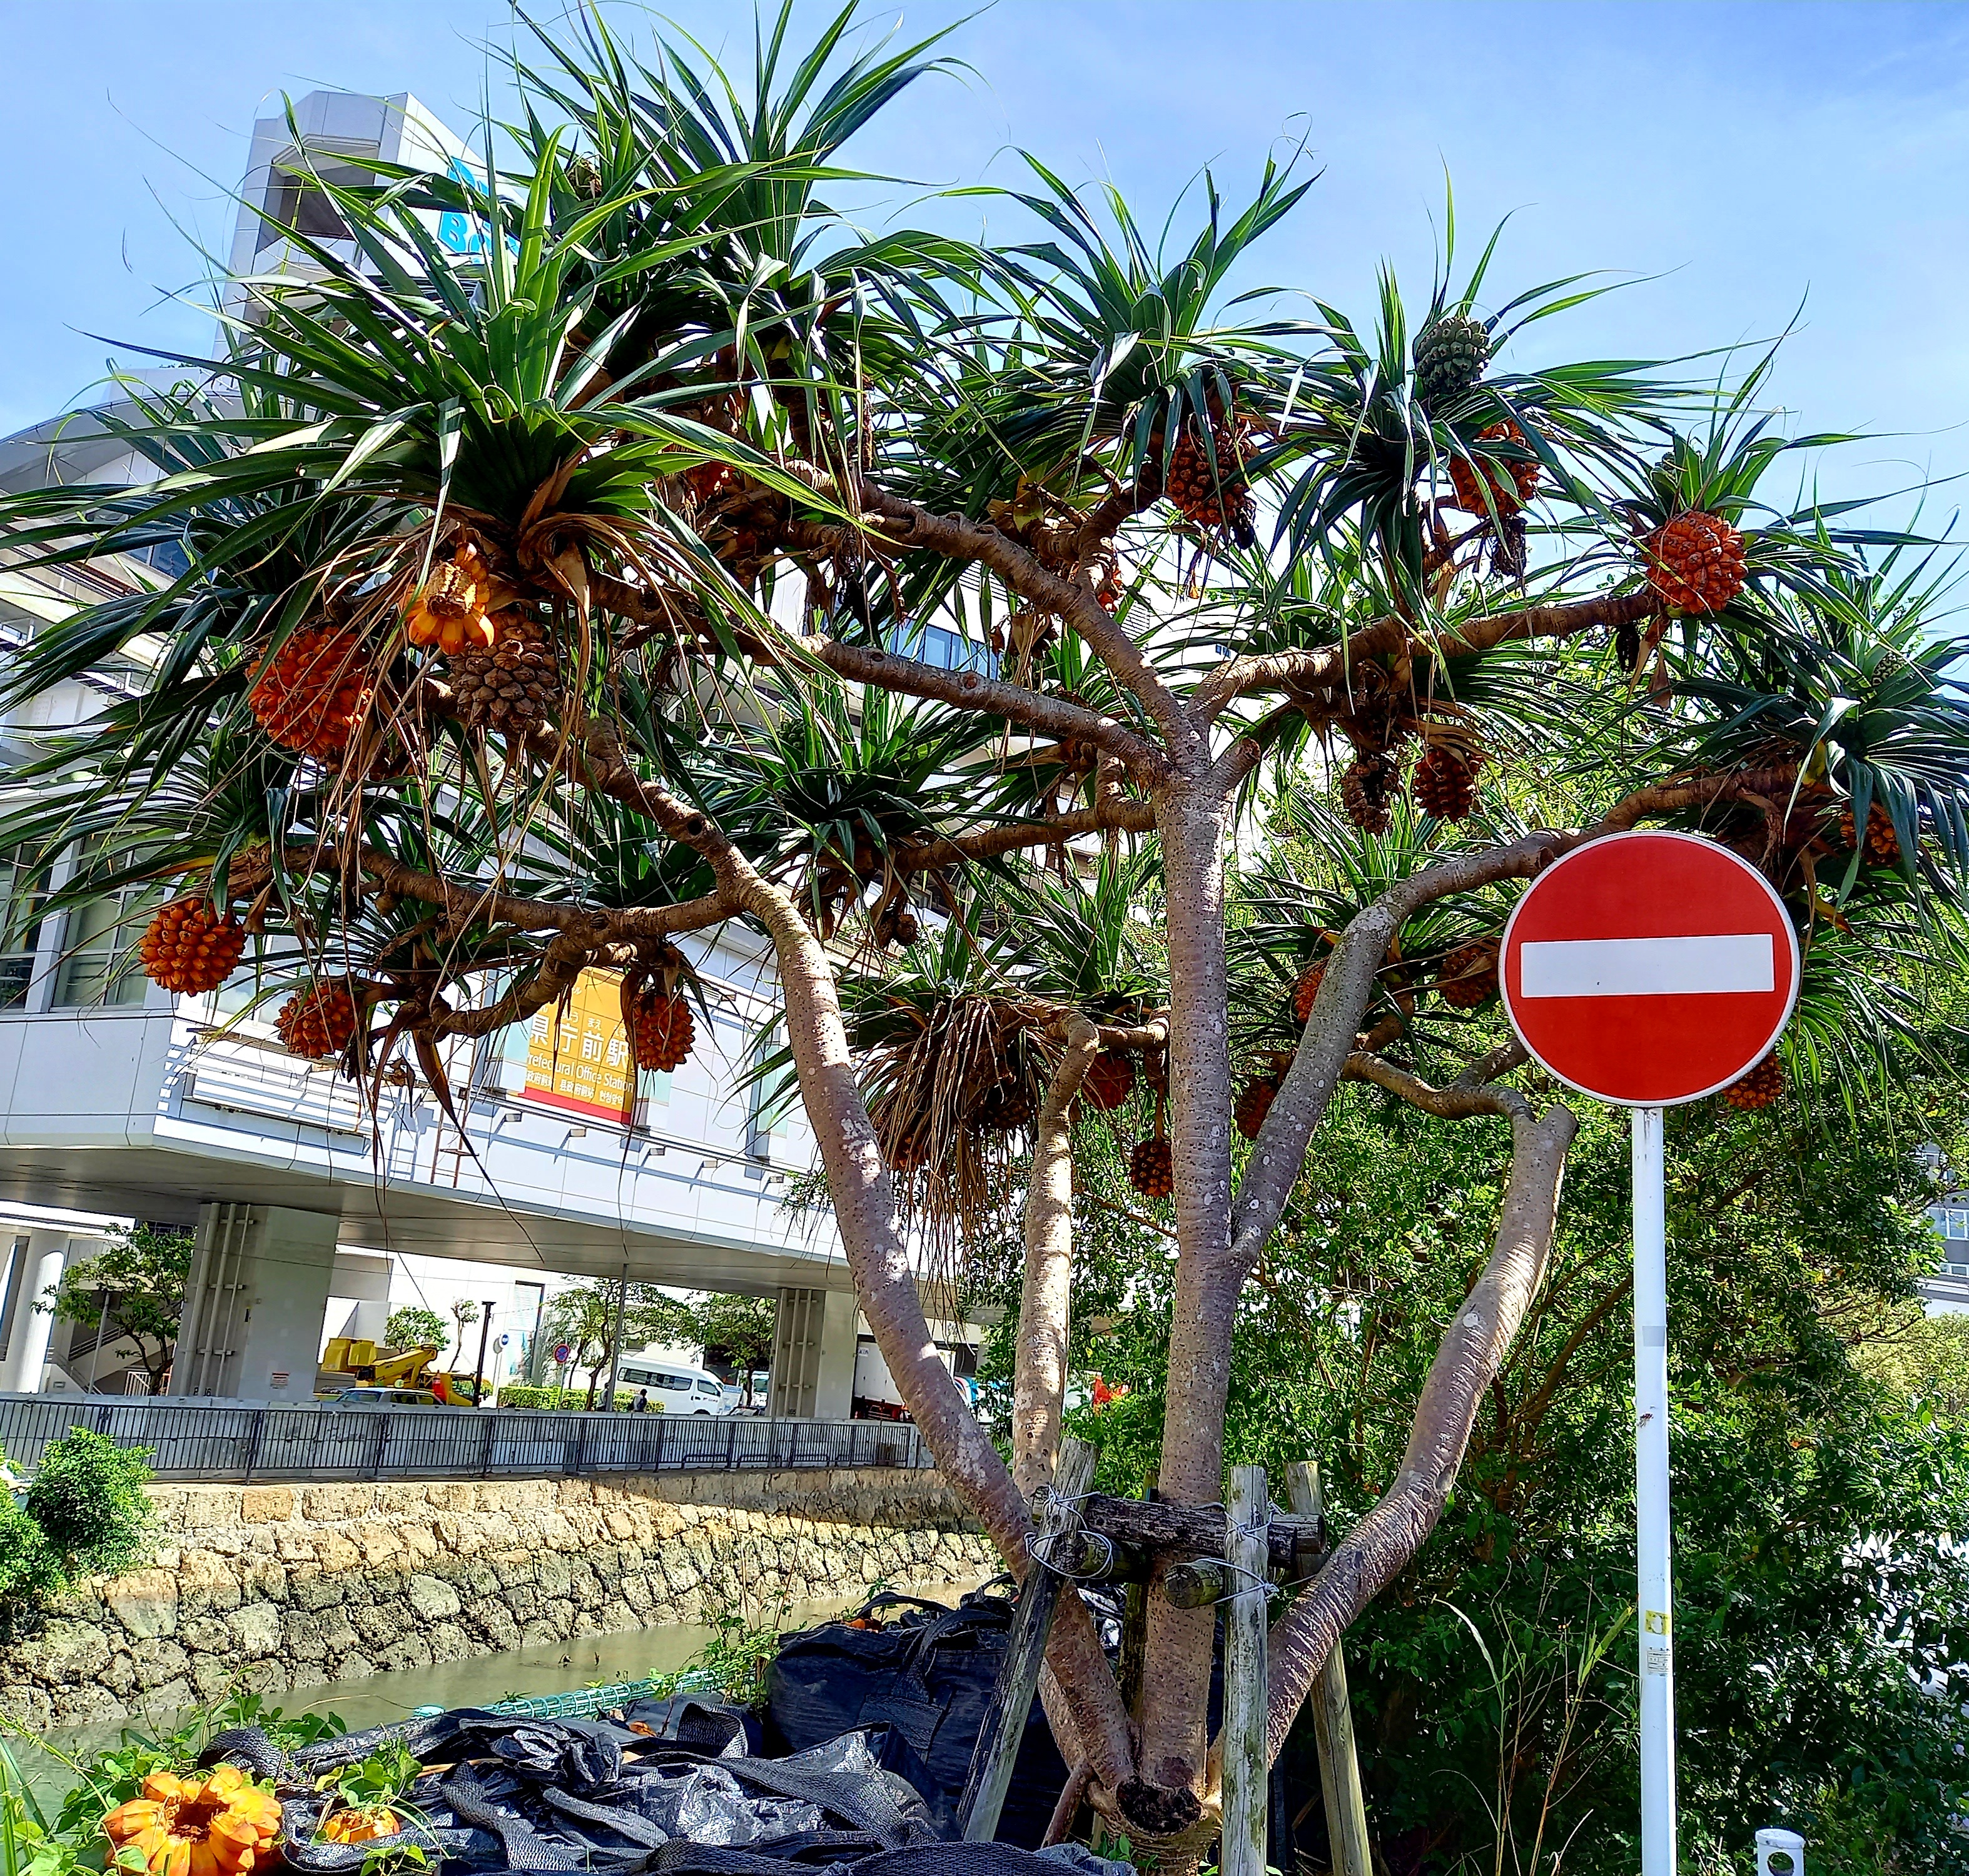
[{"left": 633, "top": 1388, "right": 649, "bottom": 1414}]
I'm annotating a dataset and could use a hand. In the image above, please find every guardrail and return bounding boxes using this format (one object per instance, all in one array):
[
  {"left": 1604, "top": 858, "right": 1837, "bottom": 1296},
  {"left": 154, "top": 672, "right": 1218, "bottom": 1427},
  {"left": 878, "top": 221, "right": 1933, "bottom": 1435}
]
[{"left": 0, "top": 1394, "right": 929, "bottom": 1483}]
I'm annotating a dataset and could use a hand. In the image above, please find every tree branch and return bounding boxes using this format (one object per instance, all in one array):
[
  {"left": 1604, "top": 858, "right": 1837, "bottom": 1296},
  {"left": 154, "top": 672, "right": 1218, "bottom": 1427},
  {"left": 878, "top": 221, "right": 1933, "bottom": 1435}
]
[
  {"left": 1193, "top": 591, "right": 1659, "bottom": 725},
  {"left": 559, "top": 711, "right": 1137, "bottom": 1792},
  {"left": 1013, "top": 1012, "right": 1101, "bottom": 1498},
  {"left": 851, "top": 483, "right": 1198, "bottom": 765},
  {"left": 807, "top": 637, "right": 1167, "bottom": 780},
  {"left": 1230, "top": 834, "right": 1563, "bottom": 1278},
  {"left": 1343, "top": 1052, "right": 1529, "bottom": 1122},
  {"left": 893, "top": 797, "right": 1156, "bottom": 876}
]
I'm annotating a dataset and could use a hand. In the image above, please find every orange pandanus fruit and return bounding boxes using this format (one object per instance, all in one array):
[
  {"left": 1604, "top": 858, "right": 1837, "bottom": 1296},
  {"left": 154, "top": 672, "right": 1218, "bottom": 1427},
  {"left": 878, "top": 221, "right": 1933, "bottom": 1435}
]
[
  {"left": 402, "top": 542, "right": 514, "bottom": 657},
  {"left": 139, "top": 898, "right": 247, "bottom": 996},
  {"left": 275, "top": 982, "right": 360, "bottom": 1060},
  {"left": 1128, "top": 1134, "right": 1175, "bottom": 1201},
  {"left": 1234, "top": 1074, "right": 1278, "bottom": 1142},
  {"left": 1080, "top": 1051, "right": 1136, "bottom": 1112},
  {"left": 1411, "top": 744, "right": 1481, "bottom": 822},
  {"left": 1164, "top": 421, "right": 1250, "bottom": 531},
  {"left": 247, "top": 623, "right": 371, "bottom": 760},
  {"left": 1837, "top": 800, "right": 1901, "bottom": 869},
  {"left": 1644, "top": 511, "right": 1746, "bottom": 614},
  {"left": 1721, "top": 1053, "right": 1783, "bottom": 1111},
  {"left": 1437, "top": 939, "right": 1501, "bottom": 1011},
  {"left": 1447, "top": 421, "right": 1541, "bottom": 516},
  {"left": 102, "top": 1765, "right": 283, "bottom": 1876},
  {"left": 630, "top": 993, "right": 695, "bottom": 1074},
  {"left": 1292, "top": 959, "right": 1327, "bottom": 1026}
]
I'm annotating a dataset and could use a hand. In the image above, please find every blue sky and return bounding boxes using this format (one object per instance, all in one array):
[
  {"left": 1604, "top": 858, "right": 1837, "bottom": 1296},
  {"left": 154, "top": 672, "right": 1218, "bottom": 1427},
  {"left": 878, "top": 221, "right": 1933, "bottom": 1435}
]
[{"left": 5, "top": 1, "right": 1969, "bottom": 523}]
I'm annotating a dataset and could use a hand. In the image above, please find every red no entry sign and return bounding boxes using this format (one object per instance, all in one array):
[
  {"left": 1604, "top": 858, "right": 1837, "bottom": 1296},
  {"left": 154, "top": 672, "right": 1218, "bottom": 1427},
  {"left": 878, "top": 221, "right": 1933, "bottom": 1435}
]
[{"left": 1500, "top": 831, "right": 1801, "bottom": 1106}]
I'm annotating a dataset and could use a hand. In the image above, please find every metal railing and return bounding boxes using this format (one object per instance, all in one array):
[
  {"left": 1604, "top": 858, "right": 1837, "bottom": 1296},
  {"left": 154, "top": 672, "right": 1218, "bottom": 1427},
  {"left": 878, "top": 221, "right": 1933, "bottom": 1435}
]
[{"left": 0, "top": 1394, "right": 929, "bottom": 1483}]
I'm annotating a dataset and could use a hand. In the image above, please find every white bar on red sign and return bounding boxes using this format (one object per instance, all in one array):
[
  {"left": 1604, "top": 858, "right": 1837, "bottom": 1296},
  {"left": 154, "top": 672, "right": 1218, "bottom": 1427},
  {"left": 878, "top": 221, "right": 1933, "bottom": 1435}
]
[{"left": 1518, "top": 934, "right": 1775, "bottom": 999}]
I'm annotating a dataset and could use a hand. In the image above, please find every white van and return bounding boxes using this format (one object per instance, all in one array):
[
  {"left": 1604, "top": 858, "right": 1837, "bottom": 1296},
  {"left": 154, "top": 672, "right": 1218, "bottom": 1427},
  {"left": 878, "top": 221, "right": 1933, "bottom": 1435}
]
[{"left": 617, "top": 1359, "right": 729, "bottom": 1416}]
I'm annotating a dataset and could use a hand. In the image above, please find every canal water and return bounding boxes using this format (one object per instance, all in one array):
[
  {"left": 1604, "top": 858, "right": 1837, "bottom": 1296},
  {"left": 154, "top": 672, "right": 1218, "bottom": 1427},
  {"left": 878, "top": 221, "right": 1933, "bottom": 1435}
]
[{"left": 13, "top": 1590, "right": 956, "bottom": 1815}]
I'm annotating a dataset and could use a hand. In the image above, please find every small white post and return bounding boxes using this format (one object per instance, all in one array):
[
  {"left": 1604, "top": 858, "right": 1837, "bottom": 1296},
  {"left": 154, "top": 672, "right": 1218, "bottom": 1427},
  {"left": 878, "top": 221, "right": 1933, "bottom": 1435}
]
[
  {"left": 1632, "top": 1106, "right": 1676, "bottom": 1876},
  {"left": 1756, "top": 1827, "right": 1805, "bottom": 1876}
]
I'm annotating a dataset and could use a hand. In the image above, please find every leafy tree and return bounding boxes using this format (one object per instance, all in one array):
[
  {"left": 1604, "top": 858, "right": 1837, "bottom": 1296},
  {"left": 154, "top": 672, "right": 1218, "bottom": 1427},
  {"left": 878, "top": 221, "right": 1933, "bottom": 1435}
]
[
  {"left": 380, "top": 1305, "right": 448, "bottom": 1353},
  {"left": 1856, "top": 1306, "right": 1969, "bottom": 1422},
  {"left": 0, "top": 1430, "right": 155, "bottom": 1641},
  {"left": 3, "top": 8, "right": 1968, "bottom": 1856},
  {"left": 971, "top": 999, "right": 1969, "bottom": 1873},
  {"left": 544, "top": 1279, "right": 666, "bottom": 1408},
  {"left": 0, "top": 1501, "right": 63, "bottom": 1642},
  {"left": 445, "top": 1298, "right": 480, "bottom": 1368},
  {"left": 39, "top": 1225, "right": 190, "bottom": 1395}
]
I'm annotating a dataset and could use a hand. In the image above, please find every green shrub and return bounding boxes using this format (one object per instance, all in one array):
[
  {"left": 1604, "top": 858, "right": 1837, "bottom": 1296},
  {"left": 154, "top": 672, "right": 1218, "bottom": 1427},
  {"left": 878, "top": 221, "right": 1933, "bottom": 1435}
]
[
  {"left": 0, "top": 1502, "right": 64, "bottom": 1642},
  {"left": 495, "top": 1384, "right": 657, "bottom": 1411},
  {"left": 24, "top": 1430, "right": 154, "bottom": 1577}
]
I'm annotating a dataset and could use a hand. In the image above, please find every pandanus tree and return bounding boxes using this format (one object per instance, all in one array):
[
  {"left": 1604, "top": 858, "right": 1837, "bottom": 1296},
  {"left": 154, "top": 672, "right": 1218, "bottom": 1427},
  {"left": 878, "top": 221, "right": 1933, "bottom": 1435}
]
[{"left": 6, "top": 7, "right": 1969, "bottom": 1858}]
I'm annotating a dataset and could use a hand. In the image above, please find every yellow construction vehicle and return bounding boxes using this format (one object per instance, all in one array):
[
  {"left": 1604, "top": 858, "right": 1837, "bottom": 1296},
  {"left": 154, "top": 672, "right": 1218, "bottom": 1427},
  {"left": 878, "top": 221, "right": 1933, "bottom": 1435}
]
[{"left": 316, "top": 1341, "right": 483, "bottom": 1403}]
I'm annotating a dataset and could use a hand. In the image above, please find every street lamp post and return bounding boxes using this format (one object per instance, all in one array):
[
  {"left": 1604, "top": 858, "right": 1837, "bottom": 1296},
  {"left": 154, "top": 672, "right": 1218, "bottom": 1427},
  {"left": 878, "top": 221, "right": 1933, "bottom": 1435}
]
[{"left": 472, "top": 1301, "right": 495, "bottom": 1407}]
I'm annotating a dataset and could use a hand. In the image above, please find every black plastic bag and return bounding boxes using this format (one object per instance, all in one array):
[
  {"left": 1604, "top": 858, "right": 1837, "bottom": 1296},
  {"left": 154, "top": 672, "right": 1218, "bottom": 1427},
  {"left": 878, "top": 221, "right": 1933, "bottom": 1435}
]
[{"left": 765, "top": 1587, "right": 1070, "bottom": 1848}]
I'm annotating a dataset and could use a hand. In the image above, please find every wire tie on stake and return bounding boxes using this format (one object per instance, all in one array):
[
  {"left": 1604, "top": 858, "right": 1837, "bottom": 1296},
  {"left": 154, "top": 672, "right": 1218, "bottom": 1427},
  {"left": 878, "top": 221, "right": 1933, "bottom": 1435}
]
[{"left": 1025, "top": 1485, "right": 1115, "bottom": 1581}]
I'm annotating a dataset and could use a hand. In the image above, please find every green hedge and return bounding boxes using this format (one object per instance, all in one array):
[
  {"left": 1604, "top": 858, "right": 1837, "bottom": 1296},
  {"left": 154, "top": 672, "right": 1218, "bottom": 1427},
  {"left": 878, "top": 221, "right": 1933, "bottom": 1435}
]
[{"left": 495, "top": 1384, "right": 662, "bottom": 1411}]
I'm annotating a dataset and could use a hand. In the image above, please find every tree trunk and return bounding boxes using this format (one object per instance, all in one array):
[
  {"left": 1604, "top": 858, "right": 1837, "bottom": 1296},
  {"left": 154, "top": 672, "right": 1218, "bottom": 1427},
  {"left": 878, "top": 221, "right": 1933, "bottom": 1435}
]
[
  {"left": 1140, "top": 782, "right": 1237, "bottom": 1800},
  {"left": 1013, "top": 1014, "right": 1100, "bottom": 1498}
]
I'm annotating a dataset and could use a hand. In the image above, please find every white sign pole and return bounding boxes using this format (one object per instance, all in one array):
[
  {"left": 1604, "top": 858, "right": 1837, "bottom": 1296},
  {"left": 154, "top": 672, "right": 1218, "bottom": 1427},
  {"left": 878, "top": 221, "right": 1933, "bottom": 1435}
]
[{"left": 1632, "top": 1104, "right": 1676, "bottom": 1876}]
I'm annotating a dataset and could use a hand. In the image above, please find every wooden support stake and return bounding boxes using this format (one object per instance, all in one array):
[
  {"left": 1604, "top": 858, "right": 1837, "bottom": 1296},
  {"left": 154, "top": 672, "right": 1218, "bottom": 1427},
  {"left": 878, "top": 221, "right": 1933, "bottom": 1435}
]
[
  {"left": 1161, "top": 1558, "right": 1228, "bottom": 1609},
  {"left": 960, "top": 1435, "right": 1098, "bottom": 1842},
  {"left": 1078, "top": 1492, "right": 1319, "bottom": 1574},
  {"left": 1116, "top": 1471, "right": 1155, "bottom": 1723},
  {"left": 1287, "top": 1460, "right": 1371, "bottom": 1876},
  {"left": 1221, "top": 1464, "right": 1269, "bottom": 1876}
]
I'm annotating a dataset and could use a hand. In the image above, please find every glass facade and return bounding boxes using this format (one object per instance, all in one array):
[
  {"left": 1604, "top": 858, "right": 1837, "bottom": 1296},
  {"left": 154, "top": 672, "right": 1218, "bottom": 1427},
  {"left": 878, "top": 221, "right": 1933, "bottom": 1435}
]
[
  {"left": 53, "top": 851, "right": 158, "bottom": 1008},
  {"left": 0, "top": 849, "right": 48, "bottom": 1009}
]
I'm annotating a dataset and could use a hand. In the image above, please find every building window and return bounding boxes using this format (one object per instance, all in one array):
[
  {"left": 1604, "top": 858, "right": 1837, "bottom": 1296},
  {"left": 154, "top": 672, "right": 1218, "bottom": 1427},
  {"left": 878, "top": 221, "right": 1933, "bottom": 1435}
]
[
  {"left": 747, "top": 1033, "right": 795, "bottom": 1161},
  {"left": 258, "top": 154, "right": 370, "bottom": 251},
  {"left": 1936, "top": 1208, "right": 1969, "bottom": 1241},
  {"left": 133, "top": 537, "right": 191, "bottom": 581},
  {"left": 53, "top": 852, "right": 159, "bottom": 1008},
  {"left": 887, "top": 621, "right": 996, "bottom": 678},
  {"left": 0, "top": 849, "right": 49, "bottom": 1009}
]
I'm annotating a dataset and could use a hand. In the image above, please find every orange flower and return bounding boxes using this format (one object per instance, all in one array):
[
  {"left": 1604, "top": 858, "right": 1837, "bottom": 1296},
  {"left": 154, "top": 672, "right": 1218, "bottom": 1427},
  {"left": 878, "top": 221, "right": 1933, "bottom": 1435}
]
[{"left": 103, "top": 1767, "right": 283, "bottom": 1876}]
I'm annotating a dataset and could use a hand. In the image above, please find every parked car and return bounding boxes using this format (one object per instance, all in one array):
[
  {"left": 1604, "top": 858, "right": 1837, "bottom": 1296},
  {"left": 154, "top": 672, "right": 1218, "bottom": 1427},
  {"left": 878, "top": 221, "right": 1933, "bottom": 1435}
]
[
  {"left": 616, "top": 1360, "right": 729, "bottom": 1415},
  {"left": 320, "top": 1386, "right": 444, "bottom": 1408}
]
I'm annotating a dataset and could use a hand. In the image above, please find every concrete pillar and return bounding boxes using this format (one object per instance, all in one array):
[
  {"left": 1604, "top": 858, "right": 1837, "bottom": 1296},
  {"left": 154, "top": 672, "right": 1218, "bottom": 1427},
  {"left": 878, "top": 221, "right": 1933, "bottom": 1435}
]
[
  {"left": 0, "top": 1233, "right": 29, "bottom": 1371},
  {"left": 767, "top": 1286, "right": 858, "bottom": 1420},
  {"left": 0, "top": 1235, "right": 68, "bottom": 1393},
  {"left": 172, "top": 1203, "right": 340, "bottom": 1401}
]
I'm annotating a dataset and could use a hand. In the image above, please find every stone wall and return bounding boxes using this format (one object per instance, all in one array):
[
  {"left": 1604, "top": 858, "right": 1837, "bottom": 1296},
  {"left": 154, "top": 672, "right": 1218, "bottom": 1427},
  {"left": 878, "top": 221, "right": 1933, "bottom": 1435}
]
[{"left": 4, "top": 1469, "right": 996, "bottom": 1728}]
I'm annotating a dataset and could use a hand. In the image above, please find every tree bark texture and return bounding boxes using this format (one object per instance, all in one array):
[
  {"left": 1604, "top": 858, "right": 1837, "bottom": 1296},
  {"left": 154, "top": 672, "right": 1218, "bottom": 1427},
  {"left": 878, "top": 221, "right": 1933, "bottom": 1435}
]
[
  {"left": 1140, "top": 782, "right": 1238, "bottom": 1797},
  {"left": 1014, "top": 1014, "right": 1101, "bottom": 1497}
]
